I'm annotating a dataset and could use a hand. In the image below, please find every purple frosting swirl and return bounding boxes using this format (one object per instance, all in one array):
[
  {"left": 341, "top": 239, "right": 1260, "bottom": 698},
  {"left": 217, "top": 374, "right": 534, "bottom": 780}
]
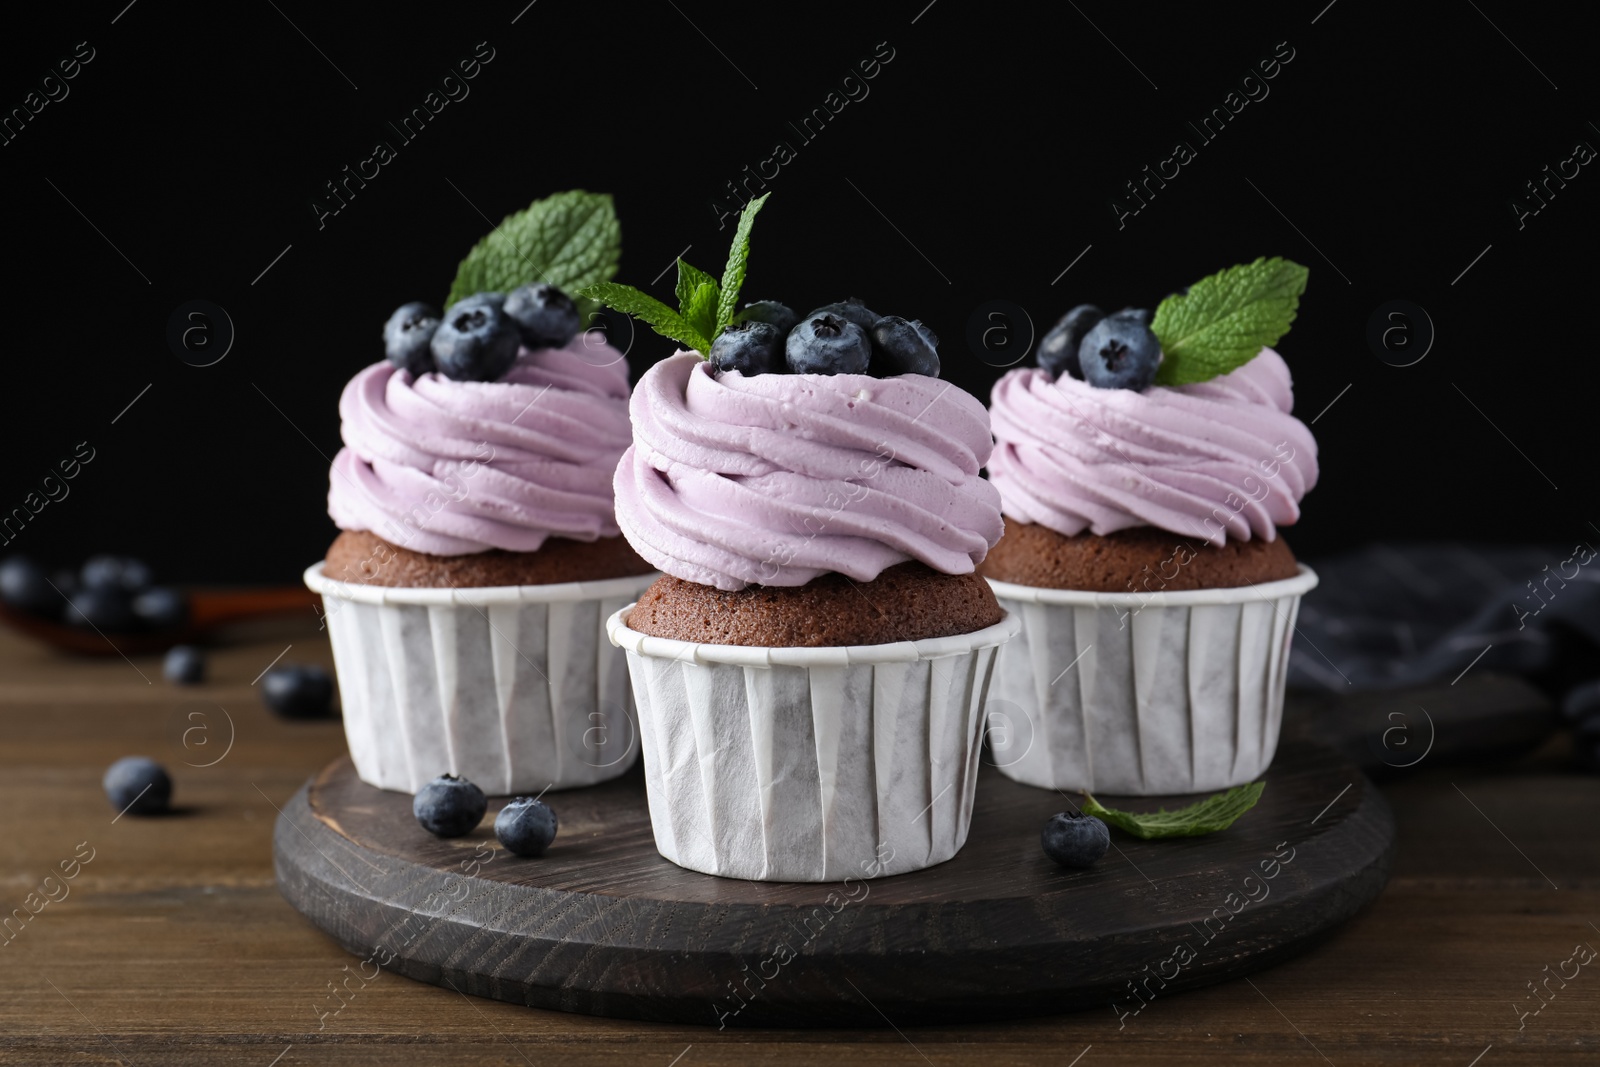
[
  {"left": 987, "top": 348, "right": 1319, "bottom": 545},
  {"left": 327, "top": 334, "right": 632, "bottom": 555},
  {"left": 614, "top": 353, "right": 1003, "bottom": 591}
]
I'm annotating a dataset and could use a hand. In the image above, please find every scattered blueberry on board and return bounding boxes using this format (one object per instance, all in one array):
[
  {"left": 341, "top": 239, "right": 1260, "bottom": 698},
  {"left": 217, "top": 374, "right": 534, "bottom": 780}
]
[
  {"left": 104, "top": 756, "right": 172, "bottom": 815},
  {"left": 413, "top": 774, "right": 488, "bottom": 838},
  {"left": 495, "top": 796, "right": 559, "bottom": 857},
  {"left": 260, "top": 664, "right": 336, "bottom": 719},
  {"left": 1041, "top": 811, "right": 1111, "bottom": 868},
  {"left": 163, "top": 645, "right": 206, "bottom": 685}
]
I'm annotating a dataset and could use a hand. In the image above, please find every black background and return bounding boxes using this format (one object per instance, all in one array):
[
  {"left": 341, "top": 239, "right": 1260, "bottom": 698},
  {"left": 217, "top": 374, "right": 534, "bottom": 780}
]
[{"left": 2, "top": 1, "right": 1594, "bottom": 584}]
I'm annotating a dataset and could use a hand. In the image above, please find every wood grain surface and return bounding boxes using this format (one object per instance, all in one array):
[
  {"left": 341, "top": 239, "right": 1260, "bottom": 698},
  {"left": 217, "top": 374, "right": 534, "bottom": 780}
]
[
  {"left": 2, "top": 616, "right": 1597, "bottom": 1064},
  {"left": 275, "top": 741, "right": 1391, "bottom": 1026}
]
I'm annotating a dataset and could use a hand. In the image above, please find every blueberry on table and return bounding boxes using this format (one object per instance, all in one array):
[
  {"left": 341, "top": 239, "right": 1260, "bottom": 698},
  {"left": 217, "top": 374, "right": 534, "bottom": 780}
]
[
  {"left": 383, "top": 302, "right": 441, "bottom": 375},
  {"left": 103, "top": 756, "right": 172, "bottom": 815},
  {"left": 133, "top": 587, "right": 189, "bottom": 629},
  {"left": 432, "top": 299, "right": 522, "bottom": 382},
  {"left": 414, "top": 774, "right": 488, "bottom": 838},
  {"left": 1042, "top": 811, "right": 1110, "bottom": 868},
  {"left": 1078, "top": 308, "right": 1162, "bottom": 391},
  {"left": 495, "top": 796, "right": 559, "bottom": 857},
  {"left": 786, "top": 313, "right": 872, "bottom": 375},
  {"left": 869, "top": 316, "right": 940, "bottom": 377},
  {"left": 504, "top": 283, "right": 581, "bottom": 349},
  {"left": 710, "top": 320, "right": 786, "bottom": 376},
  {"left": 80, "top": 555, "right": 153, "bottom": 593},
  {"left": 260, "top": 664, "right": 336, "bottom": 718},
  {"left": 0, "top": 555, "right": 57, "bottom": 615},
  {"left": 163, "top": 645, "right": 206, "bottom": 685},
  {"left": 64, "top": 587, "right": 135, "bottom": 631},
  {"left": 805, "top": 299, "right": 880, "bottom": 332},
  {"left": 738, "top": 300, "right": 798, "bottom": 334},
  {"left": 1038, "top": 304, "right": 1104, "bottom": 381}
]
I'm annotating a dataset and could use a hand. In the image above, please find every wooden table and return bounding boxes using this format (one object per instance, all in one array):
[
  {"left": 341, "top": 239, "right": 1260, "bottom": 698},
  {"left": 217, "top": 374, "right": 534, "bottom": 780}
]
[{"left": 3, "top": 616, "right": 1596, "bottom": 1065}]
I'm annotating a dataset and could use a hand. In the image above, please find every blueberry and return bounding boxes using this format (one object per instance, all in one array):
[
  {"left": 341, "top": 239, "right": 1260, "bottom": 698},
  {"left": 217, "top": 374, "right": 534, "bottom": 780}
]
[
  {"left": 710, "top": 320, "right": 786, "bottom": 376},
  {"left": 1041, "top": 811, "right": 1110, "bottom": 868},
  {"left": 1561, "top": 679, "right": 1600, "bottom": 723},
  {"left": 869, "top": 316, "right": 940, "bottom": 377},
  {"left": 163, "top": 645, "right": 206, "bottom": 685},
  {"left": 133, "top": 587, "right": 189, "bottom": 629},
  {"left": 786, "top": 314, "right": 872, "bottom": 375},
  {"left": 805, "top": 298, "right": 880, "bottom": 332},
  {"left": 504, "top": 283, "right": 581, "bottom": 349},
  {"left": 738, "top": 300, "right": 798, "bottom": 334},
  {"left": 1038, "top": 304, "right": 1104, "bottom": 381},
  {"left": 81, "top": 555, "right": 153, "bottom": 593},
  {"left": 453, "top": 291, "right": 505, "bottom": 310},
  {"left": 64, "top": 587, "right": 135, "bottom": 631},
  {"left": 0, "top": 555, "right": 57, "bottom": 615},
  {"left": 1078, "top": 309, "right": 1162, "bottom": 391},
  {"left": 383, "top": 302, "right": 440, "bottom": 375},
  {"left": 494, "top": 796, "right": 559, "bottom": 857},
  {"left": 261, "top": 664, "right": 336, "bottom": 719},
  {"left": 103, "top": 756, "right": 171, "bottom": 815},
  {"left": 431, "top": 299, "right": 522, "bottom": 382},
  {"left": 413, "top": 774, "right": 487, "bottom": 838}
]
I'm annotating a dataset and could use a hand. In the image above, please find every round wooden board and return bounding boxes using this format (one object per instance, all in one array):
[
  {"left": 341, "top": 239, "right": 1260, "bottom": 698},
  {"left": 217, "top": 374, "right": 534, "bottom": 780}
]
[{"left": 274, "top": 740, "right": 1393, "bottom": 1028}]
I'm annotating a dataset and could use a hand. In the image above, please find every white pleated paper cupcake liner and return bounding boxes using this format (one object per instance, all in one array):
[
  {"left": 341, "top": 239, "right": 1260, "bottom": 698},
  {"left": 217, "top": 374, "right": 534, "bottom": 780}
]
[
  {"left": 606, "top": 609, "right": 1021, "bottom": 882},
  {"left": 305, "top": 563, "right": 658, "bottom": 795},
  {"left": 984, "top": 566, "right": 1318, "bottom": 796}
]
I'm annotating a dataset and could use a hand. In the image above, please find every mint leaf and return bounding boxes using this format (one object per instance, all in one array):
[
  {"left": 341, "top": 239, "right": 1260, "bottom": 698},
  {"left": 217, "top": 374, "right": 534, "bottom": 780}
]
[
  {"left": 1150, "top": 258, "right": 1308, "bottom": 386},
  {"left": 447, "top": 190, "right": 622, "bottom": 308},
  {"left": 684, "top": 281, "right": 720, "bottom": 345},
  {"left": 579, "top": 281, "right": 710, "bottom": 355},
  {"left": 1082, "top": 782, "right": 1265, "bottom": 840},
  {"left": 675, "top": 259, "right": 719, "bottom": 313},
  {"left": 716, "top": 193, "right": 769, "bottom": 331}
]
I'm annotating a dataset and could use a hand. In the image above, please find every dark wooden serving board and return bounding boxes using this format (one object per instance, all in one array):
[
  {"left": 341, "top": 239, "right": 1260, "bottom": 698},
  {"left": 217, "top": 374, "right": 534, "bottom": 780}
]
[{"left": 274, "top": 739, "right": 1392, "bottom": 1028}]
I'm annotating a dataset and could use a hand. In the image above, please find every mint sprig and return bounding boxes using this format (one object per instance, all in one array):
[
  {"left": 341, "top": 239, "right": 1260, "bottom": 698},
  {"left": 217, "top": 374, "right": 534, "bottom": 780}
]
[
  {"left": 579, "top": 193, "right": 769, "bottom": 357},
  {"left": 445, "top": 190, "right": 622, "bottom": 320},
  {"left": 1150, "top": 258, "right": 1308, "bottom": 386},
  {"left": 580, "top": 282, "right": 709, "bottom": 354},
  {"left": 1082, "top": 782, "right": 1265, "bottom": 839}
]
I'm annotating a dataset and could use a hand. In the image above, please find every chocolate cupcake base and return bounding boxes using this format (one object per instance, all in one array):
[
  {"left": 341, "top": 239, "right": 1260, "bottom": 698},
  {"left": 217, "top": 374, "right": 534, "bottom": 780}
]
[
  {"left": 980, "top": 522, "right": 1299, "bottom": 592},
  {"left": 324, "top": 529, "right": 654, "bottom": 589},
  {"left": 626, "top": 562, "right": 1004, "bottom": 647}
]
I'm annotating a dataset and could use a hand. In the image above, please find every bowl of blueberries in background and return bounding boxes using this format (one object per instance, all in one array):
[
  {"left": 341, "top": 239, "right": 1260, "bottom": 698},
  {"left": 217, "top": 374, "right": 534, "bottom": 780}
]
[{"left": 0, "top": 552, "right": 317, "bottom": 656}]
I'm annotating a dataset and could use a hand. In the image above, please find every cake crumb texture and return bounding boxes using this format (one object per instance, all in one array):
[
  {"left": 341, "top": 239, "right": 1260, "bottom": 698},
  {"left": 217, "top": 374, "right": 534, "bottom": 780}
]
[{"left": 626, "top": 562, "right": 1004, "bottom": 647}]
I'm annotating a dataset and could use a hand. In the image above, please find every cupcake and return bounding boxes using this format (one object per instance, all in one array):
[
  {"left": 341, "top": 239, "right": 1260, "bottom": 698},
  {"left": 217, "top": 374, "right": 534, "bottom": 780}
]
[
  {"left": 305, "top": 192, "right": 658, "bottom": 795},
  {"left": 588, "top": 195, "right": 1018, "bottom": 881},
  {"left": 982, "top": 259, "right": 1320, "bottom": 795}
]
